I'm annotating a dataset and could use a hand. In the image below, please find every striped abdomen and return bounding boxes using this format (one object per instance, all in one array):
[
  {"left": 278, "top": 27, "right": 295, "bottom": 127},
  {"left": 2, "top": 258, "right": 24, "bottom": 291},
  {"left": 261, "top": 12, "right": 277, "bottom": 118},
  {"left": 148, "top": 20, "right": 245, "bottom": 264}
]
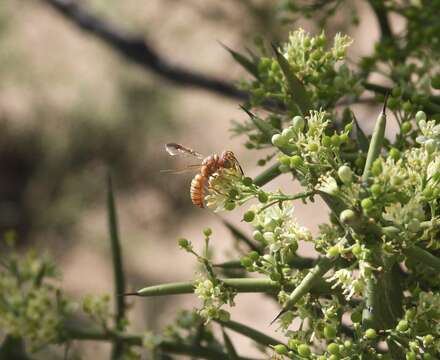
[{"left": 190, "top": 174, "right": 206, "bottom": 208}]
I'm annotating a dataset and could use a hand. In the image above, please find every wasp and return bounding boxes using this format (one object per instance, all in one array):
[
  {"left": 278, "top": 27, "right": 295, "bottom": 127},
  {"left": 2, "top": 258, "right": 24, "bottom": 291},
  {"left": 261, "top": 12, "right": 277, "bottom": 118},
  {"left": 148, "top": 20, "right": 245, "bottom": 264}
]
[{"left": 164, "top": 143, "right": 243, "bottom": 208}]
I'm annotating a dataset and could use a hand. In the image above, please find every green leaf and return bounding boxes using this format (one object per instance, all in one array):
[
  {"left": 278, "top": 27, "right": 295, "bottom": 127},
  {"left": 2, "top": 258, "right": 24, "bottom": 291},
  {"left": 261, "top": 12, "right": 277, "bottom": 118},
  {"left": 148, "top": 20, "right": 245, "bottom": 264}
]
[
  {"left": 271, "top": 44, "right": 311, "bottom": 115},
  {"left": 107, "top": 173, "right": 126, "bottom": 359},
  {"left": 216, "top": 320, "right": 285, "bottom": 347},
  {"left": 240, "top": 105, "right": 274, "bottom": 140},
  {"left": 221, "top": 43, "right": 259, "bottom": 79},
  {"left": 353, "top": 116, "right": 369, "bottom": 153}
]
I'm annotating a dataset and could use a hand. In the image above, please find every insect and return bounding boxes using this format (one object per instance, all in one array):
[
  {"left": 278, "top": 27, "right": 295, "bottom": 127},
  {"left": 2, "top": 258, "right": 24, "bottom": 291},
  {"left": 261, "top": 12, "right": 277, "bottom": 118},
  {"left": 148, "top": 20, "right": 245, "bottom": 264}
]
[{"left": 164, "top": 143, "right": 243, "bottom": 208}]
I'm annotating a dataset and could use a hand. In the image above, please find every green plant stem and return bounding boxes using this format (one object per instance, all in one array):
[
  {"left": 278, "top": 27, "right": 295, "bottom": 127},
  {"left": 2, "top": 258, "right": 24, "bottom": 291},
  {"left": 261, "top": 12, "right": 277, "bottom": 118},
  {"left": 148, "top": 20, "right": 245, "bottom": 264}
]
[
  {"left": 222, "top": 220, "right": 260, "bottom": 252},
  {"left": 253, "top": 163, "right": 281, "bottom": 187},
  {"left": 65, "top": 328, "right": 259, "bottom": 360},
  {"left": 214, "top": 255, "right": 315, "bottom": 270},
  {"left": 127, "top": 276, "right": 332, "bottom": 297},
  {"left": 215, "top": 319, "right": 286, "bottom": 347},
  {"left": 270, "top": 257, "right": 333, "bottom": 324},
  {"left": 405, "top": 245, "right": 440, "bottom": 271},
  {"left": 106, "top": 173, "right": 126, "bottom": 359}
]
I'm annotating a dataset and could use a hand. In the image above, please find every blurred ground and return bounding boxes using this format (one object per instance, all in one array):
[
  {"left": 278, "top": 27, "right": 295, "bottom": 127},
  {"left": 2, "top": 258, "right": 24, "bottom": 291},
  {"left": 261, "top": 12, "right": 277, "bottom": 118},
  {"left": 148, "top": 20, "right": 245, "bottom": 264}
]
[{"left": 0, "top": 1, "right": 386, "bottom": 358}]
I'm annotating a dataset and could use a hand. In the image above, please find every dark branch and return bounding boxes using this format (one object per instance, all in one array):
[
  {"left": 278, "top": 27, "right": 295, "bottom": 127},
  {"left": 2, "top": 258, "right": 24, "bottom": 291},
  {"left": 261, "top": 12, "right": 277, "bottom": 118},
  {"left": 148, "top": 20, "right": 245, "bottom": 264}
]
[
  {"left": 43, "top": 0, "right": 248, "bottom": 101},
  {"left": 367, "top": 0, "right": 393, "bottom": 40}
]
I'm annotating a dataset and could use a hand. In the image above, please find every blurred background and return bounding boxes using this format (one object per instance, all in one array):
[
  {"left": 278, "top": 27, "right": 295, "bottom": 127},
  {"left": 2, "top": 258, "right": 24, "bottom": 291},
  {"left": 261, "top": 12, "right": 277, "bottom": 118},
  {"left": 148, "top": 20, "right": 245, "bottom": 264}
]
[{"left": 0, "top": 1, "right": 381, "bottom": 358}]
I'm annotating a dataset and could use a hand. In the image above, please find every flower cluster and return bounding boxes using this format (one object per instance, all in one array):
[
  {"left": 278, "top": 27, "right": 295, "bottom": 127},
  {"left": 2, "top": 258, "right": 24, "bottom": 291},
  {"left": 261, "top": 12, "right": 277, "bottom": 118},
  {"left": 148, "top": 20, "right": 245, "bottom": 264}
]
[
  {"left": 241, "top": 202, "right": 312, "bottom": 283},
  {"left": 0, "top": 248, "right": 72, "bottom": 352},
  {"left": 194, "top": 278, "right": 235, "bottom": 322}
]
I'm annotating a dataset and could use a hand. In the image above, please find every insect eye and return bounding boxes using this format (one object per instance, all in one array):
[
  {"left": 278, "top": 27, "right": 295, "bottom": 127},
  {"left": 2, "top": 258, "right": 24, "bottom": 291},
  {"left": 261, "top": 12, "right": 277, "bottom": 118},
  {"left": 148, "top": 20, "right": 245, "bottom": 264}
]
[{"left": 223, "top": 159, "right": 231, "bottom": 168}]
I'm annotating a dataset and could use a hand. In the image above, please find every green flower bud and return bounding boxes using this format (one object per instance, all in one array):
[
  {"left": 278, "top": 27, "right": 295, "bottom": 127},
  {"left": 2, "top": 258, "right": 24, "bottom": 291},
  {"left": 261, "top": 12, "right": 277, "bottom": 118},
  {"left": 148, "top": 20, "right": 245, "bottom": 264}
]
[
  {"left": 297, "top": 344, "right": 311, "bottom": 357},
  {"left": 258, "top": 192, "right": 269, "bottom": 203},
  {"left": 242, "top": 177, "right": 253, "bottom": 186},
  {"left": 371, "top": 159, "right": 383, "bottom": 176},
  {"left": 292, "top": 116, "right": 305, "bottom": 131},
  {"left": 282, "top": 128, "right": 294, "bottom": 139},
  {"left": 396, "top": 319, "right": 408, "bottom": 332},
  {"left": 423, "top": 334, "right": 434, "bottom": 346},
  {"left": 278, "top": 155, "right": 291, "bottom": 166},
  {"left": 327, "top": 245, "right": 340, "bottom": 258},
  {"left": 224, "top": 202, "right": 235, "bottom": 211},
  {"left": 344, "top": 340, "right": 352, "bottom": 350},
  {"left": 178, "top": 238, "right": 190, "bottom": 248},
  {"left": 290, "top": 155, "right": 303, "bottom": 168},
  {"left": 361, "top": 198, "right": 374, "bottom": 211},
  {"left": 257, "top": 159, "right": 266, "bottom": 166},
  {"left": 273, "top": 344, "right": 288, "bottom": 355},
  {"left": 405, "top": 308, "right": 416, "bottom": 321},
  {"left": 401, "top": 121, "right": 412, "bottom": 134},
  {"left": 338, "top": 165, "right": 353, "bottom": 185},
  {"left": 415, "top": 110, "right": 427, "bottom": 123},
  {"left": 351, "top": 310, "right": 362, "bottom": 323},
  {"left": 288, "top": 338, "right": 300, "bottom": 350},
  {"left": 272, "top": 134, "right": 287, "bottom": 147},
  {"left": 203, "top": 228, "right": 212, "bottom": 237},
  {"left": 339, "top": 133, "right": 349, "bottom": 143},
  {"left": 327, "top": 343, "right": 340, "bottom": 355},
  {"left": 240, "top": 256, "right": 252, "bottom": 267},
  {"left": 253, "top": 230, "right": 264, "bottom": 242},
  {"left": 403, "top": 101, "right": 413, "bottom": 113},
  {"left": 322, "top": 135, "right": 332, "bottom": 147},
  {"left": 324, "top": 325, "right": 337, "bottom": 340},
  {"left": 340, "top": 209, "right": 356, "bottom": 224},
  {"left": 228, "top": 189, "right": 239, "bottom": 199},
  {"left": 352, "top": 244, "right": 362, "bottom": 257},
  {"left": 365, "top": 328, "right": 377, "bottom": 340},
  {"left": 389, "top": 148, "right": 400, "bottom": 160},
  {"left": 331, "top": 134, "right": 341, "bottom": 146},
  {"left": 243, "top": 211, "right": 255, "bottom": 222},
  {"left": 406, "top": 352, "right": 416, "bottom": 360},
  {"left": 370, "top": 183, "right": 382, "bottom": 197}
]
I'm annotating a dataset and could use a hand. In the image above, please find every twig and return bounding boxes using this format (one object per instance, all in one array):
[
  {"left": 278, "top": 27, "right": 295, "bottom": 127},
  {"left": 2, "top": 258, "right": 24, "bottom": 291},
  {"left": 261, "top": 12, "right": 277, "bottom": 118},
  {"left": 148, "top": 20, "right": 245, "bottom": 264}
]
[
  {"left": 43, "top": 0, "right": 248, "bottom": 101},
  {"left": 367, "top": 0, "right": 394, "bottom": 41},
  {"left": 65, "top": 327, "right": 259, "bottom": 360}
]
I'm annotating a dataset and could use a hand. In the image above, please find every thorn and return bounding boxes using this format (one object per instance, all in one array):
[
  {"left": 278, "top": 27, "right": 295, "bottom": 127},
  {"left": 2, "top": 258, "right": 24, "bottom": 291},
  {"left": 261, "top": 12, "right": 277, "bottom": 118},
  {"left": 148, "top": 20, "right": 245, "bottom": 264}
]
[
  {"left": 239, "top": 104, "right": 256, "bottom": 118},
  {"left": 122, "top": 292, "right": 139, "bottom": 297},
  {"left": 270, "top": 308, "right": 286, "bottom": 326},
  {"left": 382, "top": 92, "right": 390, "bottom": 115}
]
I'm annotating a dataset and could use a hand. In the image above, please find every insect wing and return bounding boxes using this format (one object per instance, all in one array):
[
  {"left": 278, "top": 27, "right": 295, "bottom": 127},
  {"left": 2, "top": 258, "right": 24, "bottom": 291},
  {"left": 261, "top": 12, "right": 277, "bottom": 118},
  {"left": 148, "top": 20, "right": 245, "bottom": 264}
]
[{"left": 165, "top": 143, "right": 204, "bottom": 159}]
